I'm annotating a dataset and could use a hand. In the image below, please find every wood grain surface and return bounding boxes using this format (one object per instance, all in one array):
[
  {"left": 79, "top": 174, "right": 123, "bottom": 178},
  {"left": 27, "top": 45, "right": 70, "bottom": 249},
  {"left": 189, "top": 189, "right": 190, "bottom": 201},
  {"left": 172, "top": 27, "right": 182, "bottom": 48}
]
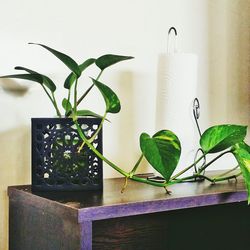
[{"left": 8, "top": 172, "right": 249, "bottom": 250}]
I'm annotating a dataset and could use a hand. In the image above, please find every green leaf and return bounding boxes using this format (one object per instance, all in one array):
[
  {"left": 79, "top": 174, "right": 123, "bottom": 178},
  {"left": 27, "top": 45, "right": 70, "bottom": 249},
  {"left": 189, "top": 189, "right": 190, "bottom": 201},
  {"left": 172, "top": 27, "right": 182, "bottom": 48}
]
[
  {"left": 91, "top": 78, "right": 121, "bottom": 114},
  {"left": 79, "top": 58, "right": 96, "bottom": 72},
  {"left": 0, "top": 73, "right": 43, "bottom": 84},
  {"left": 29, "top": 43, "right": 81, "bottom": 77},
  {"left": 200, "top": 125, "right": 247, "bottom": 153},
  {"left": 95, "top": 54, "right": 134, "bottom": 71},
  {"left": 15, "top": 66, "right": 56, "bottom": 92},
  {"left": 62, "top": 98, "right": 72, "bottom": 114},
  {"left": 140, "top": 130, "right": 181, "bottom": 182},
  {"left": 232, "top": 142, "right": 250, "bottom": 204},
  {"left": 76, "top": 110, "right": 105, "bottom": 119},
  {"left": 64, "top": 58, "right": 96, "bottom": 89},
  {"left": 64, "top": 73, "right": 76, "bottom": 90}
]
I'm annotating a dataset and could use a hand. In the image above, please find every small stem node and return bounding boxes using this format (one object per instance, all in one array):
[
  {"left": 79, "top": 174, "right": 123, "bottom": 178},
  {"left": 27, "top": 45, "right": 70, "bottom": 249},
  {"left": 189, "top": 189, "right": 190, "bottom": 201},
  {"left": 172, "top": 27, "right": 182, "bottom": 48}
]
[
  {"left": 164, "top": 186, "right": 172, "bottom": 195},
  {"left": 121, "top": 177, "right": 128, "bottom": 193}
]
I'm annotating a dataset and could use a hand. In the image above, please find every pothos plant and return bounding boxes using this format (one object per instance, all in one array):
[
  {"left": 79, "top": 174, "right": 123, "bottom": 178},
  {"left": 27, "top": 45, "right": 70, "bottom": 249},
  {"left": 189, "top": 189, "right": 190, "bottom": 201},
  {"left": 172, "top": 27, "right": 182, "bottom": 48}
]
[{"left": 1, "top": 43, "right": 250, "bottom": 202}]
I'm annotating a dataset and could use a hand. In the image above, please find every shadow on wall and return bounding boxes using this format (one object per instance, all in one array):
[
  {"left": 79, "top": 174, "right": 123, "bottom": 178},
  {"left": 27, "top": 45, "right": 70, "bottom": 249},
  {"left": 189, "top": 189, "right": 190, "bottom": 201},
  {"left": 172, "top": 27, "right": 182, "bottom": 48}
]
[
  {"left": 0, "top": 126, "right": 30, "bottom": 250},
  {"left": 208, "top": 0, "right": 250, "bottom": 140}
]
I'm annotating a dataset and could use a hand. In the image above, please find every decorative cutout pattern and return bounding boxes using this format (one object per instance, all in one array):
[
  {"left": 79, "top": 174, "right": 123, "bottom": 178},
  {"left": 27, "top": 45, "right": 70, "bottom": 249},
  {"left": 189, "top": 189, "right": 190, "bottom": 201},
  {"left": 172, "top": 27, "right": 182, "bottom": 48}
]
[{"left": 32, "top": 118, "right": 103, "bottom": 191}]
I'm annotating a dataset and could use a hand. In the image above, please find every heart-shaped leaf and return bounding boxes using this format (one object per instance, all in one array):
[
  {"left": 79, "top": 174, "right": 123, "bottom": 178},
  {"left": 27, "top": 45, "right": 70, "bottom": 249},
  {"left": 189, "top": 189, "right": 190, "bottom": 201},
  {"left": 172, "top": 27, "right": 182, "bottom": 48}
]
[
  {"left": 0, "top": 73, "right": 43, "bottom": 84},
  {"left": 62, "top": 98, "right": 72, "bottom": 114},
  {"left": 15, "top": 66, "right": 56, "bottom": 92},
  {"left": 200, "top": 125, "right": 247, "bottom": 153},
  {"left": 91, "top": 78, "right": 121, "bottom": 114},
  {"left": 95, "top": 54, "right": 134, "bottom": 71},
  {"left": 64, "top": 58, "right": 96, "bottom": 89},
  {"left": 232, "top": 142, "right": 250, "bottom": 204},
  {"left": 29, "top": 43, "right": 81, "bottom": 77},
  {"left": 140, "top": 130, "right": 181, "bottom": 182}
]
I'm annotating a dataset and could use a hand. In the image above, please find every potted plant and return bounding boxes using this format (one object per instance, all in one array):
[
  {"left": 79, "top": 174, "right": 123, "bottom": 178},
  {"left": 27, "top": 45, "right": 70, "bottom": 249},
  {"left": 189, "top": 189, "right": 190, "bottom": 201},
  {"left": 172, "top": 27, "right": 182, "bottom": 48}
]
[
  {"left": 1, "top": 43, "right": 250, "bottom": 204},
  {"left": 0, "top": 43, "right": 133, "bottom": 191}
]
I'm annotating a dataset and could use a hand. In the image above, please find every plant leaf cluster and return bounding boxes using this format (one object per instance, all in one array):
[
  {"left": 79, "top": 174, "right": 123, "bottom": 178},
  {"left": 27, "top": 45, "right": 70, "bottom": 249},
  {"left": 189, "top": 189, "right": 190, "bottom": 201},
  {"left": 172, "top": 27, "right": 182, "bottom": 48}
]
[
  {"left": 1, "top": 43, "right": 249, "bottom": 202},
  {"left": 0, "top": 43, "right": 133, "bottom": 119}
]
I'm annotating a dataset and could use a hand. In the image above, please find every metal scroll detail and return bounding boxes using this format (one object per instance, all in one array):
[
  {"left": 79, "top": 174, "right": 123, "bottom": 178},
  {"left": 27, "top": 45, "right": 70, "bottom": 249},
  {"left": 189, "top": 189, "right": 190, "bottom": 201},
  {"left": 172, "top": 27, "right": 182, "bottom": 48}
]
[{"left": 193, "top": 98, "right": 206, "bottom": 174}]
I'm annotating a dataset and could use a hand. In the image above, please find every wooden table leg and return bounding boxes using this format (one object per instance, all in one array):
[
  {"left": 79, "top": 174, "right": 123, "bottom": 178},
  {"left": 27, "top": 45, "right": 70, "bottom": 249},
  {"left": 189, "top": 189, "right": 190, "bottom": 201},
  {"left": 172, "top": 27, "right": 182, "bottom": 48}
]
[{"left": 80, "top": 221, "right": 92, "bottom": 250}]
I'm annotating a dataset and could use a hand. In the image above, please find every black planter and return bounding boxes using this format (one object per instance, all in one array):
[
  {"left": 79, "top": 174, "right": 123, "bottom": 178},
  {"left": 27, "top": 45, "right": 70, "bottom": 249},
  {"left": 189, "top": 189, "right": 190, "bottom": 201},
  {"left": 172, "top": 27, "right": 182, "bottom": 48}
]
[{"left": 31, "top": 117, "right": 103, "bottom": 191}]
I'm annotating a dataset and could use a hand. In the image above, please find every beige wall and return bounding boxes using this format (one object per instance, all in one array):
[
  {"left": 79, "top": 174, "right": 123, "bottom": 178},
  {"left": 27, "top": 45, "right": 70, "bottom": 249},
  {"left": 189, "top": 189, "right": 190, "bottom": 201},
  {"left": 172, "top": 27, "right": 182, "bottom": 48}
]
[
  {"left": 208, "top": 0, "right": 250, "bottom": 125},
  {"left": 0, "top": 0, "right": 249, "bottom": 249}
]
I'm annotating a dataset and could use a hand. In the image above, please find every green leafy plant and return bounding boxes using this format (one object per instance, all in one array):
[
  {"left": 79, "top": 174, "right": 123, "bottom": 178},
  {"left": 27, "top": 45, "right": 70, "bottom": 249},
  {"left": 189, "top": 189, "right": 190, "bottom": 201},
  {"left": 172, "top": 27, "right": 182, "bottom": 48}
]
[{"left": 1, "top": 44, "right": 250, "bottom": 202}]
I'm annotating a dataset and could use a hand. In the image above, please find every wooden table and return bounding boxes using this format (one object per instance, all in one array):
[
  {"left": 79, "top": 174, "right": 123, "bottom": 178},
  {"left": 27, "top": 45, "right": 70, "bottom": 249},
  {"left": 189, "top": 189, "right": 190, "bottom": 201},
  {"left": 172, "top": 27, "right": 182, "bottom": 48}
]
[{"left": 8, "top": 175, "right": 250, "bottom": 250}]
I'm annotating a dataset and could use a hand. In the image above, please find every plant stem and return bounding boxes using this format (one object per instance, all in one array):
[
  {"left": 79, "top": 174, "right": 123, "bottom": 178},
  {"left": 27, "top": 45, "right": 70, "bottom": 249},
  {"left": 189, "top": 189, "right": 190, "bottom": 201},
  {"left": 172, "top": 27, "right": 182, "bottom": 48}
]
[
  {"left": 171, "top": 161, "right": 240, "bottom": 185},
  {"left": 130, "top": 175, "right": 168, "bottom": 187},
  {"left": 41, "top": 85, "right": 55, "bottom": 105},
  {"left": 77, "top": 112, "right": 107, "bottom": 153},
  {"left": 197, "top": 150, "right": 232, "bottom": 174},
  {"left": 172, "top": 175, "right": 198, "bottom": 183},
  {"left": 171, "top": 150, "right": 232, "bottom": 181},
  {"left": 212, "top": 165, "right": 239, "bottom": 179},
  {"left": 41, "top": 85, "right": 61, "bottom": 117},
  {"left": 129, "top": 154, "right": 144, "bottom": 177},
  {"left": 76, "top": 84, "right": 94, "bottom": 106},
  {"left": 65, "top": 89, "right": 71, "bottom": 116},
  {"left": 74, "top": 120, "right": 183, "bottom": 188},
  {"left": 89, "top": 112, "right": 107, "bottom": 143},
  {"left": 121, "top": 177, "right": 128, "bottom": 193},
  {"left": 74, "top": 121, "right": 239, "bottom": 190},
  {"left": 52, "top": 92, "right": 62, "bottom": 117},
  {"left": 170, "top": 154, "right": 206, "bottom": 180},
  {"left": 195, "top": 174, "right": 214, "bottom": 182},
  {"left": 196, "top": 172, "right": 241, "bottom": 183},
  {"left": 75, "top": 120, "right": 129, "bottom": 177},
  {"left": 212, "top": 172, "right": 241, "bottom": 182},
  {"left": 96, "top": 70, "right": 103, "bottom": 81},
  {"left": 74, "top": 78, "right": 78, "bottom": 114},
  {"left": 76, "top": 70, "right": 103, "bottom": 106}
]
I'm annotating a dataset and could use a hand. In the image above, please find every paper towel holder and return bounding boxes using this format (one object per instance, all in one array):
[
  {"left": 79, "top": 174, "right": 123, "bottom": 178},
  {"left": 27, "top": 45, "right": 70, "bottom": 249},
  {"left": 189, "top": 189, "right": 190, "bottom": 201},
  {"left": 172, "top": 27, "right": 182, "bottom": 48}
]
[{"left": 167, "top": 27, "right": 177, "bottom": 53}]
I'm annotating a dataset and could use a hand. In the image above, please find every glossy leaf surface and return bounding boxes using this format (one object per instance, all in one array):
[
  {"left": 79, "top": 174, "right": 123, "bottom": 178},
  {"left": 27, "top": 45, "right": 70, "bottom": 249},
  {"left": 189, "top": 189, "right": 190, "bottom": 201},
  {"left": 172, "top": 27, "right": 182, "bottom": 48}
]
[
  {"left": 79, "top": 58, "right": 96, "bottom": 71},
  {"left": 29, "top": 43, "right": 81, "bottom": 77},
  {"left": 0, "top": 73, "right": 43, "bottom": 84},
  {"left": 140, "top": 130, "right": 181, "bottom": 182},
  {"left": 92, "top": 78, "right": 121, "bottom": 114},
  {"left": 62, "top": 98, "right": 72, "bottom": 114},
  {"left": 232, "top": 142, "right": 250, "bottom": 204},
  {"left": 15, "top": 66, "right": 56, "bottom": 92},
  {"left": 64, "top": 73, "right": 75, "bottom": 90},
  {"left": 200, "top": 125, "right": 247, "bottom": 153},
  {"left": 95, "top": 54, "right": 134, "bottom": 71},
  {"left": 64, "top": 58, "right": 96, "bottom": 89}
]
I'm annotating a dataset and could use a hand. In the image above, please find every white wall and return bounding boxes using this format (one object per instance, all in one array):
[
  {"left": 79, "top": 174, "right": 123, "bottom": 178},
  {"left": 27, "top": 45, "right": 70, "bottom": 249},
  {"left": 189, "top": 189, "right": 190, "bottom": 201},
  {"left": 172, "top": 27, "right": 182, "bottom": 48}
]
[{"left": 0, "top": 0, "right": 249, "bottom": 249}]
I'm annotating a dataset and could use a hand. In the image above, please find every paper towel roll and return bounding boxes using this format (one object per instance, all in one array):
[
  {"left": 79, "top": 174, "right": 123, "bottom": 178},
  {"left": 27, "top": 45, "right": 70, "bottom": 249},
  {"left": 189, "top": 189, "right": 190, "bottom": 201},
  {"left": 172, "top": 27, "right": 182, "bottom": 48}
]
[{"left": 156, "top": 53, "right": 199, "bottom": 173}]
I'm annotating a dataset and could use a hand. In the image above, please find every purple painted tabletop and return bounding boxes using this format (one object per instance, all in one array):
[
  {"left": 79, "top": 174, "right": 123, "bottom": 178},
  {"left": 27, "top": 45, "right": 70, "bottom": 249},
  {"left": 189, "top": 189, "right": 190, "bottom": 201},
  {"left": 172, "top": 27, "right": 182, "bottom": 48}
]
[{"left": 8, "top": 171, "right": 247, "bottom": 223}]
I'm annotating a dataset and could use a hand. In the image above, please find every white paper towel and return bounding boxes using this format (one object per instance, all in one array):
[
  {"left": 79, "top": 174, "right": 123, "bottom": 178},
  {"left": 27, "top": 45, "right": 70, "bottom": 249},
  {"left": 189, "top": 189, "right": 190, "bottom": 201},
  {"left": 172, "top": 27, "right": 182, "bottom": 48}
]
[{"left": 156, "top": 52, "right": 199, "bottom": 174}]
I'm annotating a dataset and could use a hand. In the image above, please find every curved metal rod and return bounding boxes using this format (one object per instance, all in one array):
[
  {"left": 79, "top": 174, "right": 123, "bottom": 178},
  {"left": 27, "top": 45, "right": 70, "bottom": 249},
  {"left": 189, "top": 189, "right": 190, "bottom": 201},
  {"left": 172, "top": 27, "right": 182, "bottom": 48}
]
[
  {"left": 167, "top": 27, "right": 177, "bottom": 53},
  {"left": 168, "top": 27, "right": 177, "bottom": 36},
  {"left": 192, "top": 98, "right": 207, "bottom": 174},
  {"left": 193, "top": 97, "right": 202, "bottom": 137},
  {"left": 193, "top": 148, "right": 206, "bottom": 175}
]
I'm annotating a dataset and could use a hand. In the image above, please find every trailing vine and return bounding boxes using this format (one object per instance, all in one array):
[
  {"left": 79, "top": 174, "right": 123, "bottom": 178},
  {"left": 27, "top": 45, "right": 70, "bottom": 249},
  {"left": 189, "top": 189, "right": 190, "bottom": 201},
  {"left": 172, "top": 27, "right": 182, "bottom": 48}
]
[{"left": 1, "top": 43, "right": 250, "bottom": 203}]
